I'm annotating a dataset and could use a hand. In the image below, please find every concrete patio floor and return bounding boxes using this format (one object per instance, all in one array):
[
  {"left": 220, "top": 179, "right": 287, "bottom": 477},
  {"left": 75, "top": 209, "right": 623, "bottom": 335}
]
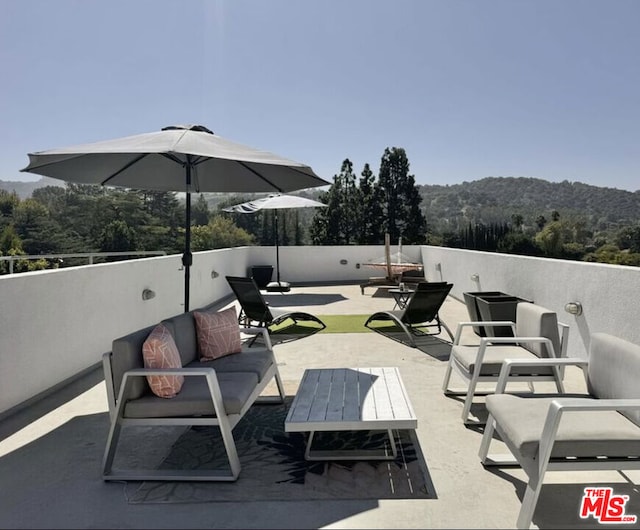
[{"left": 0, "top": 283, "right": 637, "bottom": 529}]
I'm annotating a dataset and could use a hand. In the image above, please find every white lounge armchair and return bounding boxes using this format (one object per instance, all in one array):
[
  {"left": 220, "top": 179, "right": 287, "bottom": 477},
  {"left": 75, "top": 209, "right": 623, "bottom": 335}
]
[
  {"left": 442, "top": 302, "right": 569, "bottom": 423},
  {"left": 479, "top": 332, "right": 640, "bottom": 529}
]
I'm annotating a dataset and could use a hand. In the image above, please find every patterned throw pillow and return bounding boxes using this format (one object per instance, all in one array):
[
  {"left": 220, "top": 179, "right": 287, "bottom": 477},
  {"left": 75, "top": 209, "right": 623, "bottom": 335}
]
[
  {"left": 142, "top": 323, "right": 185, "bottom": 398},
  {"left": 194, "top": 306, "right": 242, "bottom": 361}
]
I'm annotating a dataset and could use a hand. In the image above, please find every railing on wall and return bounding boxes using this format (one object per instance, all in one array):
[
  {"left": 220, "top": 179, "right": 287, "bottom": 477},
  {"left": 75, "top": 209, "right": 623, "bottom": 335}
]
[{"left": 0, "top": 251, "right": 167, "bottom": 274}]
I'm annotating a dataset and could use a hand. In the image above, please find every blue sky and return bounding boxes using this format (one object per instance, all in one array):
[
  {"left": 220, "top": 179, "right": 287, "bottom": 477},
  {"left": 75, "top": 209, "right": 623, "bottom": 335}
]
[{"left": 1, "top": 0, "right": 639, "bottom": 192}]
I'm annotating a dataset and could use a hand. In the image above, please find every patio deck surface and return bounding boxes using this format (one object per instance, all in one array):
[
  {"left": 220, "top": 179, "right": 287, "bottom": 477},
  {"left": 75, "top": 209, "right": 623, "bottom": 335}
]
[{"left": 0, "top": 283, "right": 636, "bottom": 529}]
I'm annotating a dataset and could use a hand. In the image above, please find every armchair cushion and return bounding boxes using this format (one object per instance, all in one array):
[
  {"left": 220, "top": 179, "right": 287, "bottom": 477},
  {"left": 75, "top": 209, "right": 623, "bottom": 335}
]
[
  {"left": 486, "top": 393, "right": 640, "bottom": 459},
  {"left": 451, "top": 345, "right": 552, "bottom": 376},
  {"left": 514, "top": 302, "right": 560, "bottom": 358},
  {"left": 142, "top": 324, "right": 185, "bottom": 398},
  {"left": 194, "top": 306, "right": 242, "bottom": 361},
  {"left": 588, "top": 333, "right": 640, "bottom": 427}
]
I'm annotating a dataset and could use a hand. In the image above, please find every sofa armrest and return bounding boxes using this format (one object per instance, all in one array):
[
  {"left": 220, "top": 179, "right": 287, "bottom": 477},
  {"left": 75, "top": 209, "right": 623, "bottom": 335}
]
[{"left": 118, "top": 366, "right": 228, "bottom": 419}]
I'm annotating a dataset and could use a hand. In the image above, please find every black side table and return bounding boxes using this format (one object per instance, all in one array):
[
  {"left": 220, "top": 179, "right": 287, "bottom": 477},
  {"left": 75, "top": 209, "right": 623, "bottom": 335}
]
[{"left": 389, "top": 288, "right": 415, "bottom": 310}]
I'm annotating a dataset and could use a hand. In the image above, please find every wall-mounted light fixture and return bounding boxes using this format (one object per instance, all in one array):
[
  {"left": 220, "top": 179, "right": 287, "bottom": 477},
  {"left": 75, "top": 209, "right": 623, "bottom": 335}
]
[
  {"left": 564, "top": 302, "right": 583, "bottom": 316},
  {"left": 435, "top": 263, "right": 442, "bottom": 271},
  {"left": 142, "top": 288, "right": 156, "bottom": 301},
  {"left": 470, "top": 273, "right": 480, "bottom": 282},
  {"left": 211, "top": 270, "right": 220, "bottom": 279},
  {"left": 340, "top": 259, "right": 348, "bottom": 265}
]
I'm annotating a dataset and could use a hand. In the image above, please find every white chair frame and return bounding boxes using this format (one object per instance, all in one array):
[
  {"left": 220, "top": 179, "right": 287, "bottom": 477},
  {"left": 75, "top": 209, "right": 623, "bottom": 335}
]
[
  {"left": 479, "top": 357, "right": 640, "bottom": 529},
  {"left": 442, "top": 319, "right": 570, "bottom": 423}
]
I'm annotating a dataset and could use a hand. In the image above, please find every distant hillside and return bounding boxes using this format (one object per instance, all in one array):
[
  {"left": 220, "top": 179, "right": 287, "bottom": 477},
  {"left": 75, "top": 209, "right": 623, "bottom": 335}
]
[
  {"left": 3, "top": 175, "right": 638, "bottom": 236},
  {"left": 418, "top": 177, "right": 640, "bottom": 233},
  {"left": 0, "top": 177, "right": 64, "bottom": 199}
]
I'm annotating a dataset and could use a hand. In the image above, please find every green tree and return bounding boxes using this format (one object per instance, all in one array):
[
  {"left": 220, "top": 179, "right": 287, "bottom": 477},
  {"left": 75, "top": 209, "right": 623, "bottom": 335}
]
[
  {"left": 12, "top": 198, "right": 62, "bottom": 255},
  {"left": 615, "top": 225, "right": 640, "bottom": 253},
  {"left": 357, "top": 163, "right": 383, "bottom": 244},
  {"left": 310, "top": 159, "right": 359, "bottom": 244},
  {"left": 0, "top": 190, "right": 20, "bottom": 224},
  {"left": 376, "top": 147, "right": 426, "bottom": 244},
  {"left": 192, "top": 194, "right": 210, "bottom": 226},
  {"left": 535, "top": 221, "right": 566, "bottom": 257},
  {"left": 98, "top": 220, "right": 137, "bottom": 256},
  {"left": 191, "top": 216, "right": 255, "bottom": 250}
]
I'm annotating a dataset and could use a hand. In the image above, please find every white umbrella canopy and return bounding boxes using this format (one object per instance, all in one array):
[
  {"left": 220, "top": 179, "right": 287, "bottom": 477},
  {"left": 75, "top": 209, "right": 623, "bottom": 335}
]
[
  {"left": 223, "top": 194, "right": 327, "bottom": 292},
  {"left": 21, "top": 125, "right": 330, "bottom": 310}
]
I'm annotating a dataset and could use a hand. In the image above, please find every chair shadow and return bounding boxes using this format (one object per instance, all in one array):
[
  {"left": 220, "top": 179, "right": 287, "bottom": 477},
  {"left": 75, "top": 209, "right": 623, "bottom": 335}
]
[
  {"left": 369, "top": 326, "right": 453, "bottom": 361},
  {"left": 482, "top": 466, "right": 640, "bottom": 529},
  {"left": 442, "top": 394, "right": 491, "bottom": 428},
  {"left": 263, "top": 293, "right": 348, "bottom": 307}
]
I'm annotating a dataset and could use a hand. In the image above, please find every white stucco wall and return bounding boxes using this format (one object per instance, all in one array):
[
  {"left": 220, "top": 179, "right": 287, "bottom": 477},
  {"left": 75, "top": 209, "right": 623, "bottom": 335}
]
[
  {"left": 2, "top": 243, "right": 639, "bottom": 415},
  {"left": 421, "top": 246, "right": 640, "bottom": 358},
  {"left": 1, "top": 244, "right": 421, "bottom": 415}
]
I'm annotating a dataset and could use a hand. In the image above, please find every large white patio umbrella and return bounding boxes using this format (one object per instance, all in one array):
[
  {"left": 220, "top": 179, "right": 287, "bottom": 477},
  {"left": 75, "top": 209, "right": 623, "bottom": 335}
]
[
  {"left": 223, "top": 194, "right": 327, "bottom": 292},
  {"left": 21, "top": 124, "right": 330, "bottom": 310}
]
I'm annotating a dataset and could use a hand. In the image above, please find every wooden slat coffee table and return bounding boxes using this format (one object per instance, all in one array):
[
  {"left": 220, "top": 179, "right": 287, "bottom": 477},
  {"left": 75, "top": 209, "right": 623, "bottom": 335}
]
[{"left": 284, "top": 367, "right": 417, "bottom": 461}]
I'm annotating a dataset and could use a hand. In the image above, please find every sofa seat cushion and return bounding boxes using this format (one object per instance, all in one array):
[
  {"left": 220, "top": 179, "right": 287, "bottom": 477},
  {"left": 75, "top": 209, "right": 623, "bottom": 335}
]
[
  {"left": 452, "top": 345, "right": 553, "bottom": 376},
  {"left": 123, "top": 371, "right": 259, "bottom": 418},
  {"left": 187, "top": 348, "right": 273, "bottom": 382},
  {"left": 486, "top": 394, "right": 640, "bottom": 459}
]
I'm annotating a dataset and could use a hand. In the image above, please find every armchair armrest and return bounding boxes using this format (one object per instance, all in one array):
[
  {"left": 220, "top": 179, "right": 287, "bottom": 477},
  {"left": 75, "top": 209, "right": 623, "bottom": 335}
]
[
  {"left": 538, "top": 397, "right": 640, "bottom": 467},
  {"left": 483, "top": 336, "right": 558, "bottom": 356},
  {"left": 496, "top": 357, "right": 588, "bottom": 393},
  {"left": 453, "top": 321, "right": 516, "bottom": 344},
  {"left": 470, "top": 337, "right": 557, "bottom": 381}
]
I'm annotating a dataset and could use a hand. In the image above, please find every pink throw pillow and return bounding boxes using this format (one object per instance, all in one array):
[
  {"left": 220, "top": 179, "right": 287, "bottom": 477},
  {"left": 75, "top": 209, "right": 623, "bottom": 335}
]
[
  {"left": 194, "top": 306, "right": 242, "bottom": 361},
  {"left": 142, "top": 324, "right": 184, "bottom": 398}
]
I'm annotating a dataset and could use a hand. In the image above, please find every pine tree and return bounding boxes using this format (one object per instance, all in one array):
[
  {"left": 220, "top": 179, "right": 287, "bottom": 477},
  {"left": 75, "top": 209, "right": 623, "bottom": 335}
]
[
  {"left": 357, "top": 163, "right": 384, "bottom": 244},
  {"left": 376, "top": 147, "right": 427, "bottom": 244},
  {"left": 310, "top": 159, "right": 359, "bottom": 244}
]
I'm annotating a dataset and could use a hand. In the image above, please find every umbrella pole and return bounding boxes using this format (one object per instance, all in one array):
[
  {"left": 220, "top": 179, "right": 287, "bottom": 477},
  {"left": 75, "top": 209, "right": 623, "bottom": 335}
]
[
  {"left": 275, "top": 210, "right": 280, "bottom": 284},
  {"left": 182, "top": 166, "right": 193, "bottom": 312}
]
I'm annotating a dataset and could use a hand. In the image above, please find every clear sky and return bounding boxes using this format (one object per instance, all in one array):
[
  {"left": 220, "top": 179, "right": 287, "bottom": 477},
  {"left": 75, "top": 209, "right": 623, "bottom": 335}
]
[{"left": 1, "top": 0, "right": 638, "bottom": 192}]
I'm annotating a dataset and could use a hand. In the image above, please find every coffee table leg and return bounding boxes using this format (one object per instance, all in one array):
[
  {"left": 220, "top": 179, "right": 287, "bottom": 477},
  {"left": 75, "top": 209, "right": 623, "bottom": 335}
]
[{"left": 304, "top": 429, "right": 398, "bottom": 461}]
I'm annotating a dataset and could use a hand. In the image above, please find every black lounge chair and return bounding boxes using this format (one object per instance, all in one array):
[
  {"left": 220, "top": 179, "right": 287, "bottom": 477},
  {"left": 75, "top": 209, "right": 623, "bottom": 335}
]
[
  {"left": 364, "top": 282, "right": 454, "bottom": 347},
  {"left": 226, "top": 276, "right": 326, "bottom": 339}
]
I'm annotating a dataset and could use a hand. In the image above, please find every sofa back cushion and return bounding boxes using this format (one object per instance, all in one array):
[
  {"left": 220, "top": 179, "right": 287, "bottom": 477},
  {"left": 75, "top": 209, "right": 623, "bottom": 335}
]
[
  {"left": 161, "top": 312, "right": 198, "bottom": 366},
  {"left": 194, "top": 306, "right": 242, "bottom": 361},
  {"left": 142, "top": 324, "right": 185, "bottom": 398},
  {"left": 515, "top": 302, "right": 561, "bottom": 358},
  {"left": 588, "top": 332, "right": 640, "bottom": 427}
]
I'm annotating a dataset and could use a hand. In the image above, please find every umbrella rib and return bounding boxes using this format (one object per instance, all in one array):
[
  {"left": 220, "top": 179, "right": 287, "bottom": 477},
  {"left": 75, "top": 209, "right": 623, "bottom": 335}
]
[
  {"left": 101, "top": 153, "right": 150, "bottom": 186},
  {"left": 235, "top": 161, "right": 285, "bottom": 192}
]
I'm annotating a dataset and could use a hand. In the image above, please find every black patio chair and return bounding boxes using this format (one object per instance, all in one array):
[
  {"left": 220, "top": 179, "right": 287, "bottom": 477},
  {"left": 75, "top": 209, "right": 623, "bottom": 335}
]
[
  {"left": 226, "top": 276, "right": 326, "bottom": 341},
  {"left": 364, "top": 281, "right": 455, "bottom": 347}
]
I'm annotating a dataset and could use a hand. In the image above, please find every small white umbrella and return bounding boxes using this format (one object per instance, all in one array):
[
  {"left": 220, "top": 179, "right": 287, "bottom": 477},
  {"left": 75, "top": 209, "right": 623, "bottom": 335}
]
[
  {"left": 21, "top": 125, "right": 330, "bottom": 310},
  {"left": 223, "top": 194, "right": 327, "bottom": 291}
]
